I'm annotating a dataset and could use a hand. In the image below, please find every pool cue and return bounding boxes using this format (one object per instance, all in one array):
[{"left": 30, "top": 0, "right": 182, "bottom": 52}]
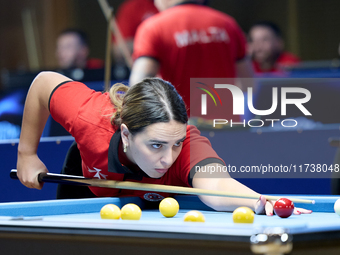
[
  {"left": 97, "top": 0, "right": 133, "bottom": 69},
  {"left": 104, "top": 7, "right": 113, "bottom": 91},
  {"left": 22, "top": 8, "right": 41, "bottom": 71},
  {"left": 10, "top": 170, "right": 314, "bottom": 204}
]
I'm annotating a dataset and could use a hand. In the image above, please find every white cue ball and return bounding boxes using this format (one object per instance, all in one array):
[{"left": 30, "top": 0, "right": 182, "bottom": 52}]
[{"left": 334, "top": 198, "right": 340, "bottom": 216}]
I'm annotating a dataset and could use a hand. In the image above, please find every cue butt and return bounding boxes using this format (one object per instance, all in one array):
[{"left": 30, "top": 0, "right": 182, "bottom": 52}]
[{"left": 10, "top": 169, "right": 88, "bottom": 186}]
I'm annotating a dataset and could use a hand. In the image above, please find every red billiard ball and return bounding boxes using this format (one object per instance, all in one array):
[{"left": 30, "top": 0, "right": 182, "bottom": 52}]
[{"left": 274, "top": 198, "right": 294, "bottom": 218}]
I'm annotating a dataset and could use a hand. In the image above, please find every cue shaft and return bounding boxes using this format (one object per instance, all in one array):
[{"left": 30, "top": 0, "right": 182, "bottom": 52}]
[
  {"left": 104, "top": 7, "right": 113, "bottom": 91},
  {"left": 9, "top": 170, "right": 314, "bottom": 204},
  {"left": 22, "top": 8, "right": 41, "bottom": 71},
  {"left": 97, "top": 0, "right": 133, "bottom": 69},
  {"left": 65, "top": 178, "right": 314, "bottom": 204}
]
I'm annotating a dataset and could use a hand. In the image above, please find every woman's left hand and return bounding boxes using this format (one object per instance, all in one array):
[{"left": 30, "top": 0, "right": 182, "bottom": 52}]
[{"left": 255, "top": 195, "right": 312, "bottom": 216}]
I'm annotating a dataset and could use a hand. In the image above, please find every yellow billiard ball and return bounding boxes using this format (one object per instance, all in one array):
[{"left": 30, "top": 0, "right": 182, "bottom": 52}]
[
  {"left": 100, "top": 204, "right": 121, "bottom": 220},
  {"left": 159, "top": 197, "right": 179, "bottom": 218},
  {"left": 183, "top": 210, "right": 205, "bottom": 222},
  {"left": 121, "top": 203, "right": 142, "bottom": 220},
  {"left": 232, "top": 207, "right": 255, "bottom": 223}
]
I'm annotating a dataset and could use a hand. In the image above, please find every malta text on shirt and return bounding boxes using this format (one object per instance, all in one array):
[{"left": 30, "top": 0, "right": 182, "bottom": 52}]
[{"left": 174, "top": 27, "right": 229, "bottom": 48}]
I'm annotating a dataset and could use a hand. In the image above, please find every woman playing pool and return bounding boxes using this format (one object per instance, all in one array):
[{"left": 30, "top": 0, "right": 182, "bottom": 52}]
[{"left": 16, "top": 72, "right": 311, "bottom": 215}]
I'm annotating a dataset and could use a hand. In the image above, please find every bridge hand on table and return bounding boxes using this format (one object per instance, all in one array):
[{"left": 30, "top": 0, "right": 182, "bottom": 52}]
[{"left": 255, "top": 195, "right": 312, "bottom": 216}]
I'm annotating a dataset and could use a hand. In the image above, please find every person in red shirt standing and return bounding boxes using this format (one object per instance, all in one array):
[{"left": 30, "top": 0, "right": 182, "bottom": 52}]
[
  {"left": 113, "top": 0, "right": 158, "bottom": 64},
  {"left": 129, "top": 0, "right": 254, "bottom": 120},
  {"left": 248, "top": 21, "right": 300, "bottom": 73}
]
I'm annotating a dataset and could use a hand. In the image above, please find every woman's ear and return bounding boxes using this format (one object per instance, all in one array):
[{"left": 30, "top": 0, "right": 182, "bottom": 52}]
[{"left": 120, "top": 123, "right": 130, "bottom": 146}]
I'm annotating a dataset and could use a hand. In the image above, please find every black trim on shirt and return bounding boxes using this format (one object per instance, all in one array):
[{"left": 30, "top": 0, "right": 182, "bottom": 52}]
[
  {"left": 108, "top": 129, "right": 149, "bottom": 181},
  {"left": 188, "top": 158, "right": 225, "bottom": 187},
  {"left": 48, "top": 81, "right": 73, "bottom": 112}
]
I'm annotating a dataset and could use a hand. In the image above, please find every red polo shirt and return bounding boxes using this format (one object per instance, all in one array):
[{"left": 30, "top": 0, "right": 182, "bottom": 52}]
[
  {"left": 133, "top": 3, "right": 247, "bottom": 118},
  {"left": 49, "top": 81, "right": 224, "bottom": 200},
  {"left": 116, "top": 0, "right": 158, "bottom": 40}
]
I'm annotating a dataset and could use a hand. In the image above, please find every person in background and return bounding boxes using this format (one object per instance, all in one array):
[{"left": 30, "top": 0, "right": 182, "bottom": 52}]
[
  {"left": 56, "top": 28, "right": 104, "bottom": 70},
  {"left": 248, "top": 21, "right": 300, "bottom": 73},
  {"left": 113, "top": 0, "right": 158, "bottom": 64},
  {"left": 129, "top": 0, "right": 254, "bottom": 119}
]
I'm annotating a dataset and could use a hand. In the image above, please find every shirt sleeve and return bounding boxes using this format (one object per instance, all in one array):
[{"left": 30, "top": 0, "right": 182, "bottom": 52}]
[
  {"left": 132, "top": 17, "right": 161, "bottom": 61},
  {"left": 49, "top": 81, "right": 96, "bottom": 135},
  {"left": 173, "top": 125, "right": 225, "bottom": 187}
]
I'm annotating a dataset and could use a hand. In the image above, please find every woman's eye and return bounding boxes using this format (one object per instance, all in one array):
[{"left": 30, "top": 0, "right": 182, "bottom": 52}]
[
  {"left": 152, "top": 144, "right": 162, "bottom": 149},
  {"left": 174, "top": 142, "right": 182, "bottom": 147}
]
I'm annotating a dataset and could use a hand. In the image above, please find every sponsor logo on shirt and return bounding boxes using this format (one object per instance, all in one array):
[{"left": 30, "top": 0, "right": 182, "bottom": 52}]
[
  {"left": 88, "top": 167, "right": 108, "bottom": 179},
  {"left": 144, "top": 193, "right": 164, "bottom": 201}
]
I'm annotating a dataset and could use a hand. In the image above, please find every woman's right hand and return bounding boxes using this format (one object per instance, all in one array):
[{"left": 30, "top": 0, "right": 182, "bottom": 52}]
[
  {"left": 17, "top": 153, "right": 48, "bottom": 190},
  {"left": 16, "top": 72, "right": 71, "bottom": 190}
]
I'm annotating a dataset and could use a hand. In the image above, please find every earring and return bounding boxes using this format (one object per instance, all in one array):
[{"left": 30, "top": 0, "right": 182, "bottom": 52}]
[{"left": 123, "top": 143, "right": 127, "bottom": 153}]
